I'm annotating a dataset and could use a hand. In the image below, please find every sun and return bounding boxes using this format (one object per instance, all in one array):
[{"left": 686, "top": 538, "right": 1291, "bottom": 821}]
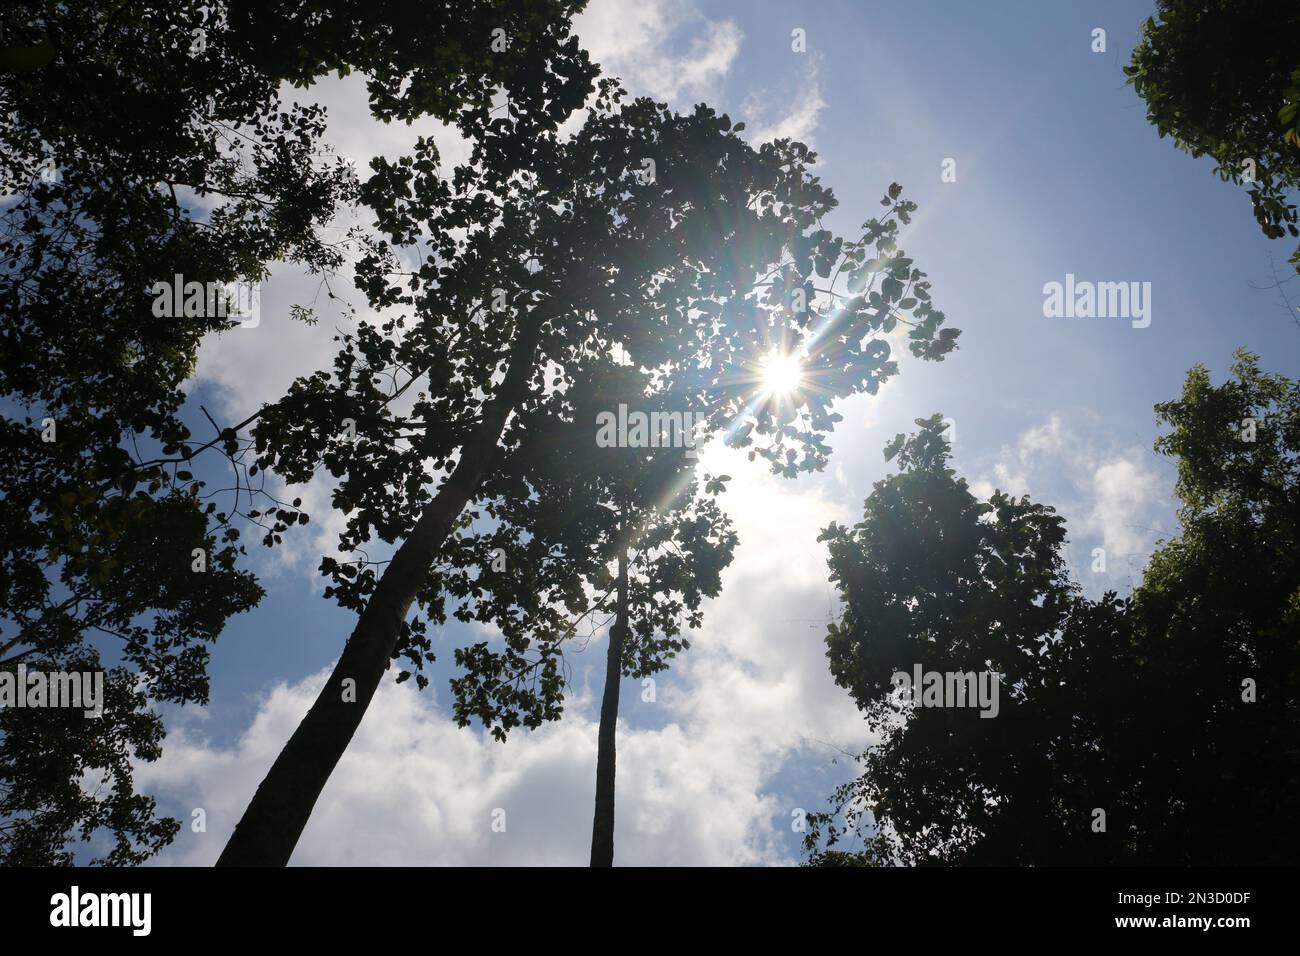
[{"left": 760, "top": 349, "right": 804, "bottom": 396}]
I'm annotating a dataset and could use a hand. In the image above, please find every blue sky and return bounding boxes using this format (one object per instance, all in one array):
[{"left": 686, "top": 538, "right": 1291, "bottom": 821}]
[{"left": 132, "top": 0, "right": 1298, "bottom": 865}]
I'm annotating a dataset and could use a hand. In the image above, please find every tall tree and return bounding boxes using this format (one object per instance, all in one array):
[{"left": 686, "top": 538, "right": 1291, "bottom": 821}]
[
  {"left": 477, "top": 359, "right": 739, "bottom": 866},
  {"left": 806, "top": 353, "right": 1298, "bottom": 864},
  {"left": 438, "top": 356, "right": 740, "bottom": 865},
  {"left": 1126, "top": 0, "right": 1300, "bottom": 275},
  {"left": 220, "top": 67, "right": 959, "bottom": 862},
  {"left": 592, "top": 536, "right": 631, "bottom": 867},
  {"left": 584, "top": 485, "right": 736, "bottom": 866},
  {"left": 0, "top": 0, "right": 592, "bottom": 864}
]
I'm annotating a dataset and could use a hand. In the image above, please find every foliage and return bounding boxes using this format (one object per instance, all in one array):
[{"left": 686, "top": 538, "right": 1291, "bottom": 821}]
[
  {"left": 1126, "top": 0, "right": 1300, "bottom": 274},
  {"left": 446, "top": 358, "right": 739, "bottom": 739},
  {"left": 808, "top": 356, "right": 1300, "bottom": 864}
]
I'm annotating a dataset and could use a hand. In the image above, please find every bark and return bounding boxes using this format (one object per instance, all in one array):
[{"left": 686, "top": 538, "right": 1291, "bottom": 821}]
[
  {"left": 589, "top": 537, "right": 628, "bottom": 867},
  {"left": 216, "top": 314, "right": 544, "bottom": 867}
]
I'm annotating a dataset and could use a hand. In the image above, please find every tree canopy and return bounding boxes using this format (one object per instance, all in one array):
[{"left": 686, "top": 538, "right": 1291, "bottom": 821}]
[
  {"left": 1126, "top": 0, "right": 1300, "bottom": 274},
  {"left": 806, "top": 353, "right": 1299, "bottom": 865}
]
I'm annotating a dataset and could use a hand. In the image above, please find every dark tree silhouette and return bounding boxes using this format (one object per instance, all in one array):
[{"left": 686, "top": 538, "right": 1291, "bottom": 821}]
[
  {"left": 1127, "top": 0, "right": 1300, "bottom": 274},
  {"left": 806, "top": 353, "right": 1299, "bottom": 865}
]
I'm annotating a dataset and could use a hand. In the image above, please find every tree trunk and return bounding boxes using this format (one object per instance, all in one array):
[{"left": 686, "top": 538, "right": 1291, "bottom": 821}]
[
  {"left": 216, "top": 315, "right": 543, "bottom": 867},
  {"left": 589, "top": 537, "right": 628, "bottom": 867}
]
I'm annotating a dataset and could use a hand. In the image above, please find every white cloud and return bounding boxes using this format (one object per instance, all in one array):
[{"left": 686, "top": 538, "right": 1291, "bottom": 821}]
[
  {"left": 1086, "top": 458, "right": 1164, "bottom": 560},
  {"left": 969, "top": 413, "right": 1174, "bottom": 591},
  {"left": 575, "top": 0, "right": 741, "bottom": 104},
  {"left": 742, "top": 55, "right": 827, "bottom": 147},
  {"left": 1017, "top": 414, "right": 1067, "bottom": 464},
  {"left": 190, "top": 72, "right": 470, "bottom": 419}
]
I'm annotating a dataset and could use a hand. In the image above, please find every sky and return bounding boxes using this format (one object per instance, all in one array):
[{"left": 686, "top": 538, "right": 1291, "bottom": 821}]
[{"left": 129, "top": 0, "right": 1299, "bottom": 866}]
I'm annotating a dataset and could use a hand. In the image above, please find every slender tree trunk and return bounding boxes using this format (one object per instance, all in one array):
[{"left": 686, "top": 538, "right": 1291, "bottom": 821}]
[
  {"left": 590, "top": 536, "right": 628, "bottom": 867},
  {"left": 216, "top": 315, "right": 543, "bottom": 867}
]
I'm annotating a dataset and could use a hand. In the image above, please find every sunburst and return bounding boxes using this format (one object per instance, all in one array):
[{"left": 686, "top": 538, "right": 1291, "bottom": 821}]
[{"left": 759, "top": 348, "right": 804, "bottom": 397}]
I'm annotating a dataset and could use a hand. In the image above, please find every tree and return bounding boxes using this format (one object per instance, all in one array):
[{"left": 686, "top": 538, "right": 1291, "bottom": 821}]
[
  {"left": 806, "top": 353, "right": 1299, "bottom": 865},
  {"left": 219, "top": 69, "right": 959, "bottom": 863},
  {"left": 582, "top": 485, "right": 737, "bottom": 867},
  {"left": 808, "top": 415, "right": 1116, "bottom": 864},
  {"left": 476, "top": 359, "right": 739, "bottom": 867},
  {"left": 0, "top": 0, "right": 593, "bottom": 864},
  {"left": 1126, "top": 0, "right": 1300, "bottom": 275},
  {"left": 1124, "top": 350, "right": 1300, "bottom": 862},
  {"left": 442, "top": 358, "right": 739, "bottom": 866}
]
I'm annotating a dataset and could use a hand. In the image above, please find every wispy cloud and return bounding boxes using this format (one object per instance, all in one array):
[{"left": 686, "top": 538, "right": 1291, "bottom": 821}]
[
  {"left": 576, "top": 0, "right": 742, "bottom": 103},
  {"left": 742, "top": 54, "right": 827, "bottom": 147},
  {"left": 968, "top": 413, "right": 1175, "bottom": 590}
]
